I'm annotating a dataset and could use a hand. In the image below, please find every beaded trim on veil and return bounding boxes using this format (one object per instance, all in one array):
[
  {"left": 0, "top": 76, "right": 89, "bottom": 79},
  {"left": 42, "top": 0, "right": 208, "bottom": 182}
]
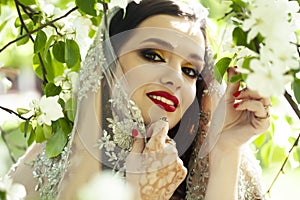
[{"left": 30, "top": 1, "right": 265, "bottom": 199}]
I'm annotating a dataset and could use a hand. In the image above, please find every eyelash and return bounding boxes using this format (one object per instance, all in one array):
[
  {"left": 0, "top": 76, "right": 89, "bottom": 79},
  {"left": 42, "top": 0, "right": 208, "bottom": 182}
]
[{"left": 140, "top": 49, "right": 200, "bottom": 79}]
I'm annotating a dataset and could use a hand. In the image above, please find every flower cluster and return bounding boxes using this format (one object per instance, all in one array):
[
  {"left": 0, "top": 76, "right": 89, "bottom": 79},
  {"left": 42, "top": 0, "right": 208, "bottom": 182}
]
[
  {"left": 241, "top": 0, "right": 300, "bottom": 97},
  {"left": 54, "top": 69, "right": 79, "bottom": 102},
  {"left": 26, "top": 96, "right": 64, "bottom": 127},
  {"left": 0, "top": 175, "right": 26, "bottom": 200}
]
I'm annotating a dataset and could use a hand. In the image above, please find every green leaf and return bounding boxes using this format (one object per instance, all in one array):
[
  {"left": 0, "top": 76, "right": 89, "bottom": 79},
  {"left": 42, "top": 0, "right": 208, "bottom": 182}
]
[
  {"left": 66, "top": 98, "right": 76, "bottom": 122},
  {"left": 53, "top": 41, "right": 66, "bottom": 63},
  {"left": 214, "top": 57, "right": 232, "bottom": 83},
  {"left": 43, "top": 125, "right": 52, "bottom": 139},
  {"left": 76, "top": 0, "right": 97, "bottom": 16},
  {"left": 45, "top": 128, "right": 67, "bottom": 158},
  {"left": 0, "top": 191, "right": 6, "bottom": 200},
  {"left": 0, "top": 18, "right": 8, "bottom": 31},
  {"left": 293, "top": 78, "right": 300, "bottom": 104},
  {"left": 18, "top": 0, "right": 36, "bottom": 5},
  {"left": 232, "top": 27, "right": 247, "bottom": 46},
  {"left": 44, "top": 50, "right": 55, "bottom": 82},
  {"left": 16, "top": 21, "right": 34, "bottom": 46},
  {"left": 253, "top": 132, "right": 267, "bottom": 148},
  {"left": 65, "top": 39, "right": 80, "bottom": 68},
  {"left": 44, "top": 82, "right": 62, "bottom": 97},
  {"left": 259, "top": 142, "right": 272, "bottom": 167},
  {"left": 59, "top": 118, "right": 72, "bottom": 135},
  {"left": 16, "top": 33, "right": 30, "bottom": 46},
  {"left": 20, "top": 120, "right": 31, "bottom": 137},
  {"left": 27, "top": 129, "right": 35, "bottom": 146},
  {"left": 32, "top": 54, "right": 43, "bottom": 80},
  {"left": 43, "top": 35, "right": 56, "bottom": 60},
  {"left": 34, "top": 30, "right": 47, "bottom": 53},
  {"left": 14, "top": 14, "right": 30, "bottom": 27},
  {"left": 199, "top": 0, "right": 232, "bottom": 19},
  {"left": 17, "top": 108, "right": 30, "bottom": 115},
  {"left": 230, "top": 74, "right": 243, "bottom": 83},
  {"left": 35, "top": 125, "right": 46, "bottom": 143}
]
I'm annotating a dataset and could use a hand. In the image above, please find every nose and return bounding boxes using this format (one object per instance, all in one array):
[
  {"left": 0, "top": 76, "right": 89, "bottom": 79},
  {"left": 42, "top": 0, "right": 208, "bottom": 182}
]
[{"left": 160, "top": 66, "right": 184, "bottom": 91}]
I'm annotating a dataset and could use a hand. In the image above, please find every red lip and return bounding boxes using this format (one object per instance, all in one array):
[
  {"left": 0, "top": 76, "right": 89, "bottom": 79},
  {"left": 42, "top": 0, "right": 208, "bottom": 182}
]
[{"left": 146, "top": 91, "right": 179, "bottom": 112}]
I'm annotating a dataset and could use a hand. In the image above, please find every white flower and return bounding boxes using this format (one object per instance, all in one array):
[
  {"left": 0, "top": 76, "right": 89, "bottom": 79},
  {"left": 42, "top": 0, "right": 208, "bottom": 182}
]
[
  {"left": 54, "top": 70, "right": 79, "bottom": 102},
  {"left": 0, "top": 175, "right": 26, "bottom": 200},
  {"left": 235, "top": 47, "right": 258, "bottom": 68},
  {"left": 77, "top": 172, "right": 134, "bottom": 200},
  {"left": 242, "top": 0, "right": 299, "bottom": 42},
  {"left": 29, "top": 96, "right": 64, "bottom": 126},
  {"left": 261, "top": 42, "right": 299, "bottom": 72},
  {"left": 246, "top": 59, "right": 293, "bottom": 97}
]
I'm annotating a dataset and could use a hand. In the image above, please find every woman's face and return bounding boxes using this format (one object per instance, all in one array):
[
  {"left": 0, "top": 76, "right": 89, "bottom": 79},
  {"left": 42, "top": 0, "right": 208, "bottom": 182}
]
[{"left": 116, "top": 14, "right": 206, "bottom": 129}]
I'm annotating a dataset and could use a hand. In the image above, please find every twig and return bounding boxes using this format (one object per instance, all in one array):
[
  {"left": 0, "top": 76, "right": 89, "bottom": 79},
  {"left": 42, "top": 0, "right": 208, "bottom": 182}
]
[
  {"left": 265, "top": 134, "right": 300, "bottom": 196},
  {"left": 265, "top": 91, "right": 300, "bottom": 196},
  {"left": 0, "top": 106, "right": 30, "bottom": 121},
  {"left": 0, "top": 6, "right": 78, "bottom": 53},
  {"left": 15, "top": 0, "right": 49, "bottom": 84},
  {"left": 284, "top": 90, "right": 300, "bottom": 119}
]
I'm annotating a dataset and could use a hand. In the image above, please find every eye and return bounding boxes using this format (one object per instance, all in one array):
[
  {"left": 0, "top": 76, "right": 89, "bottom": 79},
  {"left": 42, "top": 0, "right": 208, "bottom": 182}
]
[
  {"left": 182, "top": 67, "right": 199, "bottom": 79},
  {"left": 140, "top": 49, "right": 165, "bottom": 62}
]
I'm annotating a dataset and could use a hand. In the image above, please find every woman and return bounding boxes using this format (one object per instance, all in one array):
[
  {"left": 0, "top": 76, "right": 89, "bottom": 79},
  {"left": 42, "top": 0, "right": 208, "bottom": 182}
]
[{"left": 9, "top": 0, "right": 270, "bottom": 199}]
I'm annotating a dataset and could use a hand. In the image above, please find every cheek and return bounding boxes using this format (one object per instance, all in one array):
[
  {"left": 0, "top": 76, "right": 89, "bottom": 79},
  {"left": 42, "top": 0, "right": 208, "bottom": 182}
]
[{"left": 181, "top": 84, "right": 196, "bottom": 111}]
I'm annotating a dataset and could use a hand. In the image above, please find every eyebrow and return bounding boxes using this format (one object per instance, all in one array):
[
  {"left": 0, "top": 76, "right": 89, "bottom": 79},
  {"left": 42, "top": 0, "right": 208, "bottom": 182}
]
[
  {"left": 141, "top": 38, "right": 174, "bottom": 50},
  {"left": 141, "top": 38, "right": 204, "bottom": 62}
]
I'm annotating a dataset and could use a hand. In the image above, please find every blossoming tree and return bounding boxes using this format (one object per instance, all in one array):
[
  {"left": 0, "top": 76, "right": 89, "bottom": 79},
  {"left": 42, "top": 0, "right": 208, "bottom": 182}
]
[{"left": 0, "top": 0, "right": 299, "bottom": 199}]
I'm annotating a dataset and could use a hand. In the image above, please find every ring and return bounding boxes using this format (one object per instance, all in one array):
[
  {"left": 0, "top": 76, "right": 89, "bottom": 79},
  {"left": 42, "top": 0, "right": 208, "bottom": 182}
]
[
  {"left": 160, "top": 116, "right": 168, "bottom": 122},
  {"left": 264, "top": 104, "right": 272, "bottom": 109},
  {"left": 255, "top": 105, "right": 271, "bottom": 120}
]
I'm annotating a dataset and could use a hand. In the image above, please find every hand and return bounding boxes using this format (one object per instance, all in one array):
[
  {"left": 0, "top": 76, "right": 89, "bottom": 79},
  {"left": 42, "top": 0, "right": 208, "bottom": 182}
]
[
  {"left": 212, "top": 67, "right": 270, "bottom": 151},
  {"left": 126, "top": 120, "right": 187, "bottom": 200}
]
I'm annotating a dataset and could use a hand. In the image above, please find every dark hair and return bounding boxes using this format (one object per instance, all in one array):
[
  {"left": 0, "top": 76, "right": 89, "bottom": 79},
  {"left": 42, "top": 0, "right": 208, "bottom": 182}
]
[
  {"left": 109, "top": 0, "right": 206, "bottom": 53},
  {"left": 105, "top": 0, "right": 213, "bottom": 198}
]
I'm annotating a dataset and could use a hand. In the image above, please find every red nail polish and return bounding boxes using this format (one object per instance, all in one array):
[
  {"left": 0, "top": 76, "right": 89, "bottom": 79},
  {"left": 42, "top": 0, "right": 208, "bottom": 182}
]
[
  {"left": 233, "top": 91, "right": 241, "bottom": 97},
  {"left": 233, "top": 103, "right": 240, "bottom": 108},
  {"left": 132, "top": 129, "right": 139, "bottom": 137}
]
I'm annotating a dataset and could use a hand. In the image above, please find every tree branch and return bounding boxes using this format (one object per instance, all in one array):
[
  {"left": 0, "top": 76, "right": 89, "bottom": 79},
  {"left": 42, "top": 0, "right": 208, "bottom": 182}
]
[
  {"left": 265, "top": 133, "right": 299, "bottom": 196},
  {"left": 284, "top": 90, "right": 300, "bottom": 119},
  {"left": 0, "top": 6, "right": 78, "bottom": 53},
  {"left": 0, "top": 106, "right": 30, "bottom": 121},
  {"left": 265, "top": 90, "right": 300, "bottom": 196},
  {"left": 14, "top": 0, "right": 48, "bottom": 85}
]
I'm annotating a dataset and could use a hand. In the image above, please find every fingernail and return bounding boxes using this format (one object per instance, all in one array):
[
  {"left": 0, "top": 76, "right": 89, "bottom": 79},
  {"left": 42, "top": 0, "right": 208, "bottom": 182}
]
[
  {"left": 132, "top": 129, "right": 139, "bottom": 137},
  {"left": 233, "top": 103, "right": 240, "bottom": 108},
  {"left": 233, "top": 91, "right": 241, "bottom": 97}
]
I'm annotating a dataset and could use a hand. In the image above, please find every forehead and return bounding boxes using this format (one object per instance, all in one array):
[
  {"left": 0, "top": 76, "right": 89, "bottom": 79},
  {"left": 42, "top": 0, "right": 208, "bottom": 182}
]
[{"left": 117, "top": 15, "right": 205, "bottom": 59}]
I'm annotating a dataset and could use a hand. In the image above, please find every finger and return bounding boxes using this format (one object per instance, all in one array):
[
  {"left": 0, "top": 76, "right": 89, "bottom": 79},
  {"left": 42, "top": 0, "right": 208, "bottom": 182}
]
[
  {"left": 145, "top": 120, "right": 169, "bottom": 152},
  {"left": 131, "top": 130, "right": 145, "bottom": 153},
  {"left": 233, "top": 88, "right": 272, "bottom": 106},
  {"left": 126, "top": 130, "right": 145, "bottom": 174},
  {"left": 234, "top": 99, "right": 268, "bottom": 119},
  {"left": 225, "top": 67, "right": 240, "bottom": 103}
]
